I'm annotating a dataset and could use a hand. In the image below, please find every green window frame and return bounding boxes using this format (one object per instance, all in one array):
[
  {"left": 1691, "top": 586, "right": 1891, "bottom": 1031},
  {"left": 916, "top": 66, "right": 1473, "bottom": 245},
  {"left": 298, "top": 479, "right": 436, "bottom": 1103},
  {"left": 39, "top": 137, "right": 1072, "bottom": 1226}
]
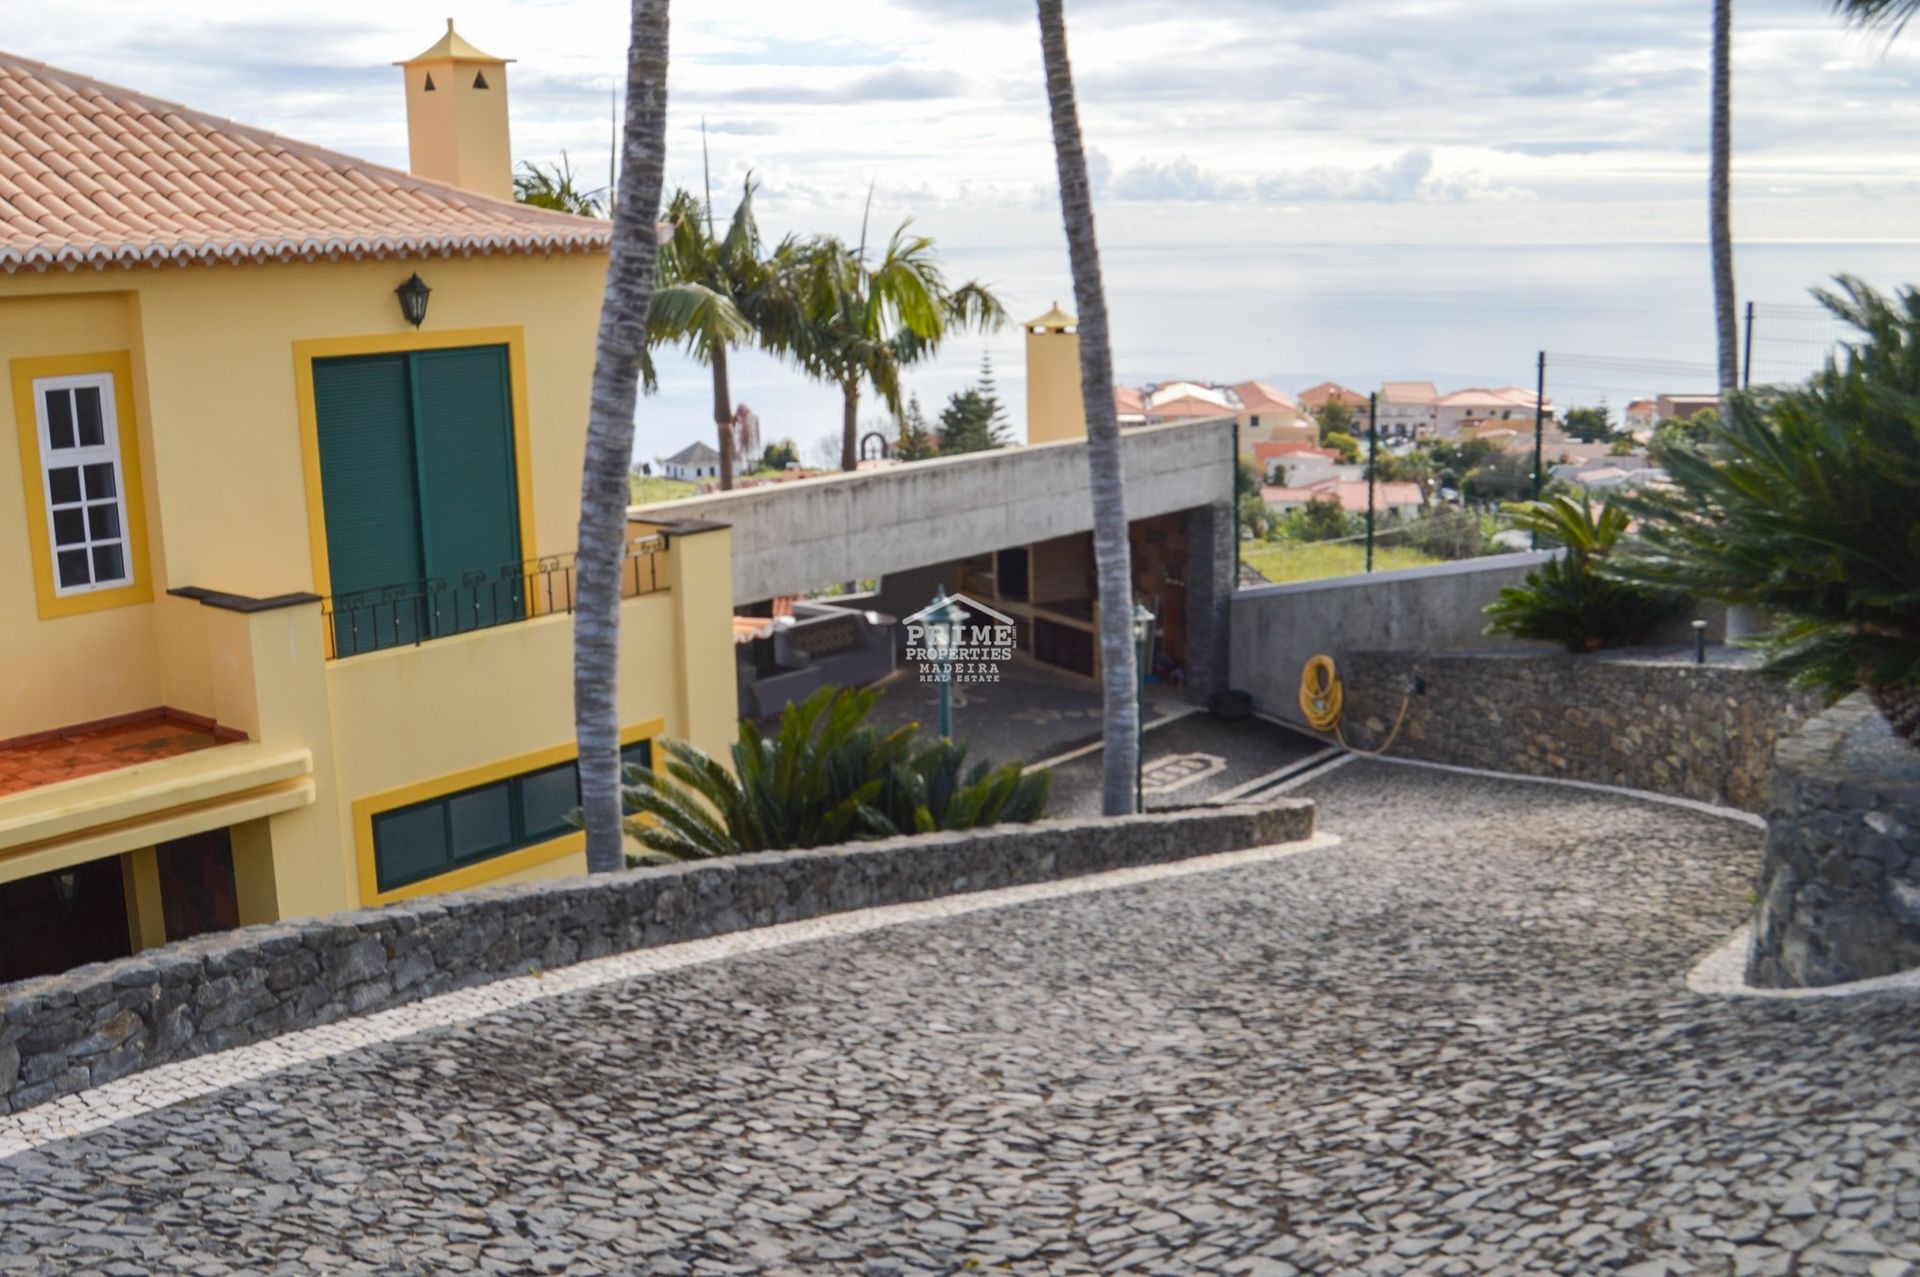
[{"left": 370, "top": 739, "right": 655, "bottom": 893}]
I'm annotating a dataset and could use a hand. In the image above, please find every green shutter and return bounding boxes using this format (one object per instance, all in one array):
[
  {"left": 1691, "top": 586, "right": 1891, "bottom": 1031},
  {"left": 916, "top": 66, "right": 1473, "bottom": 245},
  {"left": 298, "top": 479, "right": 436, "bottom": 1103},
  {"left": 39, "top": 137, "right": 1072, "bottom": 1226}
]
[
  {"left": 312, "top": 354, "right": 426, "bottom": 650},
  {"left": 410, "top": 346, "right": 523, "bottom": 632}
]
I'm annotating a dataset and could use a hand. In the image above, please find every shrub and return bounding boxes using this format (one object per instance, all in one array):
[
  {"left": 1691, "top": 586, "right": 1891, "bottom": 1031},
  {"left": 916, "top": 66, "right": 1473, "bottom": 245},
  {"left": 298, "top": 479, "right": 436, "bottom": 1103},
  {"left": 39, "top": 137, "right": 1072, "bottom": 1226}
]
[
  {"left": 620, "top": 685, "right": 1050, "bottom": 861},
  {"left": 1610, "top": 277, "right": 1920, "bottom": 743},
  {"left": 1407, "top": 506, "right": 1497, "bottom": 560},
  {"left": 1275, "top": 494, "right": 1357, "bottom": 543},
  {"left": 1484, "top": 494, "right": 1686, "bottom": 651}
]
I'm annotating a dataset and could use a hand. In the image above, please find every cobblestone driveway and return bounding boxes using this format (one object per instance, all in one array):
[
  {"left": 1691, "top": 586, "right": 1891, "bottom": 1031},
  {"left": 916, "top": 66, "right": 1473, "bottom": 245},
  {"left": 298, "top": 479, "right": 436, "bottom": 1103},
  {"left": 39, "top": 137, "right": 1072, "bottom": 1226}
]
[{"left": 4, "top": 764, "right": 1918, "bottom": 1276}]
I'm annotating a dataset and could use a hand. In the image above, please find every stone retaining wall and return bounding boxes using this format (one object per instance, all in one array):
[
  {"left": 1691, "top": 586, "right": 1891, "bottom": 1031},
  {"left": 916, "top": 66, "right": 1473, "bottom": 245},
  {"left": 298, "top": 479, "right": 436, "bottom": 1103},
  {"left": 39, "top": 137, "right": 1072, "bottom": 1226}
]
[
  {"left": 1338, "top": 650, "right": 1818, "bottom": 812},
  {"left": 1748, "top": 695, "right": 1920, "bottom": 988},
  {"left": 0, "top": 801, "right": 1313, "bottom": 1115}
]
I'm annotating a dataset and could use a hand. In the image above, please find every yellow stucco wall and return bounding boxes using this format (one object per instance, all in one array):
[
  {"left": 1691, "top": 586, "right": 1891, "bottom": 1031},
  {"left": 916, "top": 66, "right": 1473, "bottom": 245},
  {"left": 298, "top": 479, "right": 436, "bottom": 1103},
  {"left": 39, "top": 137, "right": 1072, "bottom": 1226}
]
[
  {"left": 0, "top": 291, "right": 164, "bottom": 737},
  {"left": 402, "top": 58, "right": 514, "bottom": 202},
  {"left": 0, "top": 249, "right": 743, "bottom": 923},
  {"left": 0, "top": 250, "right": 606, "bottom": 740},
  {"left": 1025, "top": 326, "right": 1088, "bottom": 445}
]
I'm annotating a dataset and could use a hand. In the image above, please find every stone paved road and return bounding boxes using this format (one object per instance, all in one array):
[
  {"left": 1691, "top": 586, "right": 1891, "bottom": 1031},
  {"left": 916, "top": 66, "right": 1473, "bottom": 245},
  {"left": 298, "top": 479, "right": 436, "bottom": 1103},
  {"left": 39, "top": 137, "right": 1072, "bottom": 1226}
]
[{"left": 4, "top": 764, "right": 1919, "bottom": 1276}]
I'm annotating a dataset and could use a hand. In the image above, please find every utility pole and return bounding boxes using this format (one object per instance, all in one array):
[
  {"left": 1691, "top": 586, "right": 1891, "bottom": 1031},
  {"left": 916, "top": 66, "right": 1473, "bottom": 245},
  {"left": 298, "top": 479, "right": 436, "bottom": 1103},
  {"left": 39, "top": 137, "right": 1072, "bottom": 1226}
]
[
  {"left": 1742, "top": 300, "right": 1755, "bottom": 390},
  {"left": 1366, "top": 392, "right": 1378, "bottom": 574},
  {"left": 1531, "top": 350, "right": 1547, "bottom": 550}
]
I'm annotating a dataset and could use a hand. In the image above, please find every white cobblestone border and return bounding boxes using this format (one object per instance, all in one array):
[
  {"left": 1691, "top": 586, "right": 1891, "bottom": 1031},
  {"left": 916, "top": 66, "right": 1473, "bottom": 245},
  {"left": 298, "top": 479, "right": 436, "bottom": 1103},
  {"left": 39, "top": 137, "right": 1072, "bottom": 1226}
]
[
  {"left": 1687, "top": 924, "right": 1920, "bottom": 1000},
  {"left": 0, "top": 832, "right": 1340, "bottom": 1163}
]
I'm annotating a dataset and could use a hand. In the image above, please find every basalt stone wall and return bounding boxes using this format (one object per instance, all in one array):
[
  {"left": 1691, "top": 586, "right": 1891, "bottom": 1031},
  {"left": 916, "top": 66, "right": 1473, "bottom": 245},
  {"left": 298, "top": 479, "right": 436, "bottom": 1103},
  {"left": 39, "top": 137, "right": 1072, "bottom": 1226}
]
[
  {"left": 0, "top": 800, "right": 1314, "bottom": 1115},
  {"left": 1747, "top": 695, "right": 1920, "bottom": 988},
  {"left": 1337, "top": 650, "right": 1818, "bottom": 812}
]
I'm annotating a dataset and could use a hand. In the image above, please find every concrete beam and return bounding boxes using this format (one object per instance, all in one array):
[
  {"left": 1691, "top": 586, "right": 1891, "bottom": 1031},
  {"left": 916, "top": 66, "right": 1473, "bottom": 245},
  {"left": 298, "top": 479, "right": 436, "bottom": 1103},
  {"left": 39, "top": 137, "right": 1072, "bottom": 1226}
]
[{"left": 633, "top": 420, "right": 1234, "bottom": 605}]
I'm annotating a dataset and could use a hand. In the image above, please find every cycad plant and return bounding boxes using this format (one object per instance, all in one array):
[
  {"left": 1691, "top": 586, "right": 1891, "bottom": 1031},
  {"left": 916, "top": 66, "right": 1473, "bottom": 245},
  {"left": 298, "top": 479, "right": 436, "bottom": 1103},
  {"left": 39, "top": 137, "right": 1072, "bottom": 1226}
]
[
  {"left": 621, "top": 685, "right": 1050, "bottom": 861},
  {"left": 1610, "top": 278, "right": 1920, "bottom": 742},
  {"left": 1484, "top": 494, "right": 1687, "bottom": 651}
]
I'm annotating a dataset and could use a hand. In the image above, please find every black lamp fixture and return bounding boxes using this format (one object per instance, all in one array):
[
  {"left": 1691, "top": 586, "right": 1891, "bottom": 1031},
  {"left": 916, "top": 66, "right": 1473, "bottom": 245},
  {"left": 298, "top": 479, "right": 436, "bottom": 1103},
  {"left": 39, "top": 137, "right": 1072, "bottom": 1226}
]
[{"left": 394, "top": 272, "right": 432, "bottom": 328}]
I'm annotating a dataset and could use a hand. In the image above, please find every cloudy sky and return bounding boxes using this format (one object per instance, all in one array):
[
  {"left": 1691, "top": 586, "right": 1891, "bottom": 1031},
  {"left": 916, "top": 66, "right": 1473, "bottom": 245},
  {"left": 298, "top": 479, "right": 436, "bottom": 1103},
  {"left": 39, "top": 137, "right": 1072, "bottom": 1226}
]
[{"left": 10, "top": 0, "right": 1920, "bottom": 447}]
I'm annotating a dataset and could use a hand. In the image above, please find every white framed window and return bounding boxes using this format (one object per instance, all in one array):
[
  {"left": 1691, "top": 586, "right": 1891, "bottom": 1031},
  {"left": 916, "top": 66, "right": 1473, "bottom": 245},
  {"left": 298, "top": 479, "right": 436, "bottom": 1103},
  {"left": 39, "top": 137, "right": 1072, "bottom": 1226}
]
[{"left": 32, "top": 372, "right": 133, "bottom": 595}]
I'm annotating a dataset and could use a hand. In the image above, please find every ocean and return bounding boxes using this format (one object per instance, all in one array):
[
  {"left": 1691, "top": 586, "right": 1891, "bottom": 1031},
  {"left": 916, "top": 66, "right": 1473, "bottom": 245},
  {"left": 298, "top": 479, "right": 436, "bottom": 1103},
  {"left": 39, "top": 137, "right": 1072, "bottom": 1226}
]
[{"left": 633, "top": 239, "right": 1920, "bottom": 468}]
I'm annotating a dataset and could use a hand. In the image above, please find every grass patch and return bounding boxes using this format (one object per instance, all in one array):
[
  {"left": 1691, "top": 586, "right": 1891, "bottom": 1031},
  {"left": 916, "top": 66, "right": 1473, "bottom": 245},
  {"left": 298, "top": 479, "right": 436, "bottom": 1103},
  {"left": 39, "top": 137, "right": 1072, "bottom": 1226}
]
[
  {"left": 1242, "top": 540, "right": 1444, "bottom": 584},
  {"left": 629, "top": 474, "right": 698, "bottom": 504}
]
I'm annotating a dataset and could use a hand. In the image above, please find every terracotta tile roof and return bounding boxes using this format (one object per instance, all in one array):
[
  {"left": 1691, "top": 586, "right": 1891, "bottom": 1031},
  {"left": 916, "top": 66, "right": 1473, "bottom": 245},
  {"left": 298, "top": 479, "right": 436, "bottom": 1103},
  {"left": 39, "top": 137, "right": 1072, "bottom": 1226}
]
[
  {"left": 1250, "top": 441, "right": 1334, "bottom": 461},
  {"left": 1231, "top": 380, "right": 1301, "bottom": 415},
  {"left": 1297, "top": 381, "right": 1367, "bottom": 411},
  {"left": 1114, "top": 385, "right": 1146, "bottom": 415},
  {"left": 1380, "top": 381, "right": 1439, "bottom": 405},
  {"left": 0, "top": 50, "right": 610, "bottom": 274},
  {"left": 1261, "top": 478, "right": 1421, "bottom": 514},
  {"left": 1147, "top": 395, "right": 1238, "bottom": 420},
  {"left": 0, "top": 710, "right": 234, "bottom": 796}
]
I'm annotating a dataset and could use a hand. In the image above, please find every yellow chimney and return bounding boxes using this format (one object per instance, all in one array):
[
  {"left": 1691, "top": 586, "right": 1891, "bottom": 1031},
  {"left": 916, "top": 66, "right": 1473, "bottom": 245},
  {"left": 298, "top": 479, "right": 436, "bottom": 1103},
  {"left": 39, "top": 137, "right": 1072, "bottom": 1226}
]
[
  {"left": 397, "top": 19, "right": 514, "bottom": 200},
  {"left": 1024, "top": 303, "right": 1087, "bottom": 444}
]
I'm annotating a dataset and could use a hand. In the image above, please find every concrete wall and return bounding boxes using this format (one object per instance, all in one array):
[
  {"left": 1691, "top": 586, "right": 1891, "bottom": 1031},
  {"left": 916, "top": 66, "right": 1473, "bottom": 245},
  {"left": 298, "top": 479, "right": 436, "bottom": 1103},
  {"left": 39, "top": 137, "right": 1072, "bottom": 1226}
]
[
  {"left": 1230, "top": 553, "right": 1554, "bottom": 724},
  {"left": 0, "top": 798, "right": 1314, "bottom": 1115},
  {"left": 634, "top": 419, "right": 1235, "bottom": 606}
]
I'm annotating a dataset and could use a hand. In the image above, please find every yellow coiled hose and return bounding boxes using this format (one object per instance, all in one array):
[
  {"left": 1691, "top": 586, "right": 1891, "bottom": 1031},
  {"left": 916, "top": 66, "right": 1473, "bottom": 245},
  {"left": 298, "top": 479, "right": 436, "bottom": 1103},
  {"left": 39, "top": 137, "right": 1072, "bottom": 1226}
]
[{"left": 1298, "top": 655, "right": 1411, "bottom": 757}]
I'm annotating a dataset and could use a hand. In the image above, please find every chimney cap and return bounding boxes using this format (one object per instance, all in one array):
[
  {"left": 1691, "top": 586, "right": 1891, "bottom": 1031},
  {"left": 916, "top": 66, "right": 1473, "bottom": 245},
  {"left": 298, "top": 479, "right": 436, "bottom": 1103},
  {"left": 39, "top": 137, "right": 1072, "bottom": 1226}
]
[
  {"left": 397, "top": 18, "right": 515, "bottom": 66},
  {"left": 1025, "top": 301, "right": 1076, "bottom": 330}
]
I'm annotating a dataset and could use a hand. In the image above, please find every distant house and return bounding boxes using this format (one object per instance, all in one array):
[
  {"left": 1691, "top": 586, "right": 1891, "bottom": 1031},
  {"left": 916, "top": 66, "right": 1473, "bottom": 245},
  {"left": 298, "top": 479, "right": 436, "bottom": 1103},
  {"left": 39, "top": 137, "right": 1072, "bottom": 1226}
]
[
  {"left": 1263, "top": 478, "right": 1423, "bottom": 518},
  {"left": 1655, "top": 393, "right": 1720, "bottom": 422},
  {"left": 659, "top": 441, "right": 721, "bottom": 481},
  {"left": 1298, "top": 381, "right": 1369, "bottom": 420},
  {"left": 1433, "top": 387, "right": 1551, "bottom": 437},
  {"left": 1377, "top": 381, "right": 1439, "bottom": 439},
  {"left": 1251, "top": 441, "right": 1340, "bottom": 484},
  {"left": 1112, "top": 377, "right": 1314, "bottom": 448},
  {"left": 1623, "top": 399, "right": 1659, "bottom": 434}
]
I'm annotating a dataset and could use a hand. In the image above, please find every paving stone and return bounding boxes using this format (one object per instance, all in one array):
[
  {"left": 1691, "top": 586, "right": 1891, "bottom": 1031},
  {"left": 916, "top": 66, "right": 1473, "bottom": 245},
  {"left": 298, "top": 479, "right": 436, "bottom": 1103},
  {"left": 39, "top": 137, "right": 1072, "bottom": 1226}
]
[{"left": 0, "top": 764, "right": 1916, "bottom": 1274}]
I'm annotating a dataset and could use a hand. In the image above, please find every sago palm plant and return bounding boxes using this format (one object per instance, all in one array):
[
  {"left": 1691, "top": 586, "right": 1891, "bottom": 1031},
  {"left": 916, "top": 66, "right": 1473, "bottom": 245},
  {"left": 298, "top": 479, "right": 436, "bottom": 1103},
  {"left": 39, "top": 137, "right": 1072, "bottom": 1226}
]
[
  {"left": 1484, "top": 494, "right": 1687, "bottom": 651},
  {"left": 1610, "top": 277, "right": 1920, "bottom": 743},
  {"left": 620, "top": 685, "right": 1050, "bottom": 861}
]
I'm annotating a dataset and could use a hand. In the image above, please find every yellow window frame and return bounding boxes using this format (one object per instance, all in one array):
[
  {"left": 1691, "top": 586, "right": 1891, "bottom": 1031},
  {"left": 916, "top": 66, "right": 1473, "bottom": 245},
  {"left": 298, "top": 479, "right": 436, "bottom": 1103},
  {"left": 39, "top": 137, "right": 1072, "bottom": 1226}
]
[
  {"left": 290, "top": 326, "right": 537, "bottom": 599},
  {"left": 10, "top": 351, "right": 154, "bottom": 619},
  {"left": 351, "top": 719, "right": 664, "bottom": 906}
]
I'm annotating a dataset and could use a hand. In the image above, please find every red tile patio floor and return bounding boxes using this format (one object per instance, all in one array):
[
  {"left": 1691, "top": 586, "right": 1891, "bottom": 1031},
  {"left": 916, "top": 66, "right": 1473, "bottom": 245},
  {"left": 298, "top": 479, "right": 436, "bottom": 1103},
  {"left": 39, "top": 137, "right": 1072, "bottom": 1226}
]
[{"left": 0, "top": 713, "right": 232, "bottom": 797}]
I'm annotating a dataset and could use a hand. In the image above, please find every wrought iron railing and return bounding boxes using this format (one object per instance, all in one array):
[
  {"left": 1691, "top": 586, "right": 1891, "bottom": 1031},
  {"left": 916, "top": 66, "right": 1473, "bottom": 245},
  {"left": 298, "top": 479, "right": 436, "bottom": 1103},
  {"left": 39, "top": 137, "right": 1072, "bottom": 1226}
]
[{"left": 321, "top": 535, "right": 668, "bottom": 660}]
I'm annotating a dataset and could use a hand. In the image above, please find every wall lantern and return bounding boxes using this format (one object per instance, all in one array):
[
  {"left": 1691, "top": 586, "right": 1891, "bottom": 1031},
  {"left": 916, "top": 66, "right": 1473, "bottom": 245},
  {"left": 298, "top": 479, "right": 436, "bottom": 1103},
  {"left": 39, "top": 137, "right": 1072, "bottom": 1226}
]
[{"left": 394, "top": 272, "right": 432, "bottom": 328}]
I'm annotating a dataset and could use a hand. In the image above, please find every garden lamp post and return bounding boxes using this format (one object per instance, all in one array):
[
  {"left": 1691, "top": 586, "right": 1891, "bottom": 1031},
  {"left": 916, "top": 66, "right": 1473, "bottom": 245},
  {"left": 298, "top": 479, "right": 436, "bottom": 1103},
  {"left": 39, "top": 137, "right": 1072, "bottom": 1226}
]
[
  {"left": 1131, "top": 603, "right": 1155, "bottom": 812},
  {"left": 923, "top": 588, "right": 968, "bottom": 740}
]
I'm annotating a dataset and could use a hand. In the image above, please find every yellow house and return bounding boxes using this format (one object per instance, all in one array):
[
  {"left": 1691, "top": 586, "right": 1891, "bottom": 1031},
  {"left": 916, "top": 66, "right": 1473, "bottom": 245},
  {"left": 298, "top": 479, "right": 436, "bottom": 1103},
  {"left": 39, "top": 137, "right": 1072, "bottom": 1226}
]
[{"left": 0, "top": 34, "right": 737, "bottom": 984}]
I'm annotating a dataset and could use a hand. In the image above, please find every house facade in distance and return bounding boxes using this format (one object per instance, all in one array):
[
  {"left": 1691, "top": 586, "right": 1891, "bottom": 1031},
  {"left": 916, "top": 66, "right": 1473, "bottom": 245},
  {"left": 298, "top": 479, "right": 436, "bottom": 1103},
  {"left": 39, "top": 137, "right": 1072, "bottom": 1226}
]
[
  {"left": 659, "top": 441, "right": 722, "bottom": 482},
  {"left": 0, "top": 31, "right": 737, "bottom": 984}
]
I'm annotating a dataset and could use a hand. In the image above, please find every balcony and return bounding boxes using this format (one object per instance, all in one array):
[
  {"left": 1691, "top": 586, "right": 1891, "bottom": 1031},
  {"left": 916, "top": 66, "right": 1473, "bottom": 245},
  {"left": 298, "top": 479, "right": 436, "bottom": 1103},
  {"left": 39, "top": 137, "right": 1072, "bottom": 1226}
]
[{"left": 317, "top": 534, "right": 669, "bottom": 660}]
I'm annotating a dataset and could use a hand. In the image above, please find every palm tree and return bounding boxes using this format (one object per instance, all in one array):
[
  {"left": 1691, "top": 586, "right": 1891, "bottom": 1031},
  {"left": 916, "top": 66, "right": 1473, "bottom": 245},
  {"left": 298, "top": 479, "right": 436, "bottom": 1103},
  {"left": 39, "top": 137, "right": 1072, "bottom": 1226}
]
[
  {"left": 514, "top": 153, "right": 606, "bottom": 217},
  {"left": 792, "top": 226, "right": 1006, "bottom": 471},
  {"left": 1037, "top": 0, "right": 1139, "bottom": 816},
  {"left": 1830, "top": 0, "right": 1920, "bottom": 31},
  {"left": 575, "top": 0, "right": 671, "bottom": 874},
  {"left": 649, "top": 180, "right": 804, "bottom": 489},
  {"left": 1710, "top": 0, "right": 1738, "bottom": 393}
]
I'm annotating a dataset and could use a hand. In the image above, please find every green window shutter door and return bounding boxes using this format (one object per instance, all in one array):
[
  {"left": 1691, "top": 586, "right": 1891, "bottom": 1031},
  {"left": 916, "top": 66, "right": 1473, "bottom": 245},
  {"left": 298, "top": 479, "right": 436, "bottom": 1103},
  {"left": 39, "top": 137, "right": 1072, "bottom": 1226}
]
[
  {"left": 312, "top": 354, "right": 426, "bottom": 650},
  {"left": 409, "top": 346, "right": 524, "bottom": 632}
]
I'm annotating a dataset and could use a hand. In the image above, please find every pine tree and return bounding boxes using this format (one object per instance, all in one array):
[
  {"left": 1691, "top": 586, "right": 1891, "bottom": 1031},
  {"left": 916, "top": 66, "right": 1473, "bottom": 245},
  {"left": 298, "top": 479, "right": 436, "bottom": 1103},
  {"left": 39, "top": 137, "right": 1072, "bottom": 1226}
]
[
  {"left": 938, "top": 387, "right": 1009, "bottom": 454},
  {"left": 897, "top": 393, "right": 939, "bottom": 460},
  {"left": 977, "top": 350, "right": 1012, "bottom": 441}
]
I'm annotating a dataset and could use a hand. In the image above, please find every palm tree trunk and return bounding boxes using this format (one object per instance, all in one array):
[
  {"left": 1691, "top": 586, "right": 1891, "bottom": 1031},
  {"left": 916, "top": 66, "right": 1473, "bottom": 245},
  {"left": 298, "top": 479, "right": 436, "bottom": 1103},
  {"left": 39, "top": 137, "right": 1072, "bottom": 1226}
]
[
  {"left": 841, "top": 382, "right": 860, "bottom": 472},
  {"left": 575, "top": 0, "right": 671, "bottom": 873},
  {"left": 1710, "top": 0, "right": 1738, "bottom": 393},
  {"left": 1037, "top": 0, "right": 1139, "bottom": 816},
  {"left": 712, "top": 342, "right": 735, "bottom": 490}
]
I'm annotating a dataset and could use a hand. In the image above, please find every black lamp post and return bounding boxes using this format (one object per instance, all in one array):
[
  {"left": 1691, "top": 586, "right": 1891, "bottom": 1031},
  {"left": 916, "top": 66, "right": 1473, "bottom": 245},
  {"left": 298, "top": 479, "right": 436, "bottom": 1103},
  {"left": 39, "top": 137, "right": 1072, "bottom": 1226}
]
[{"left": 394, "top": 273, "right": 432, "bottom": 328}]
